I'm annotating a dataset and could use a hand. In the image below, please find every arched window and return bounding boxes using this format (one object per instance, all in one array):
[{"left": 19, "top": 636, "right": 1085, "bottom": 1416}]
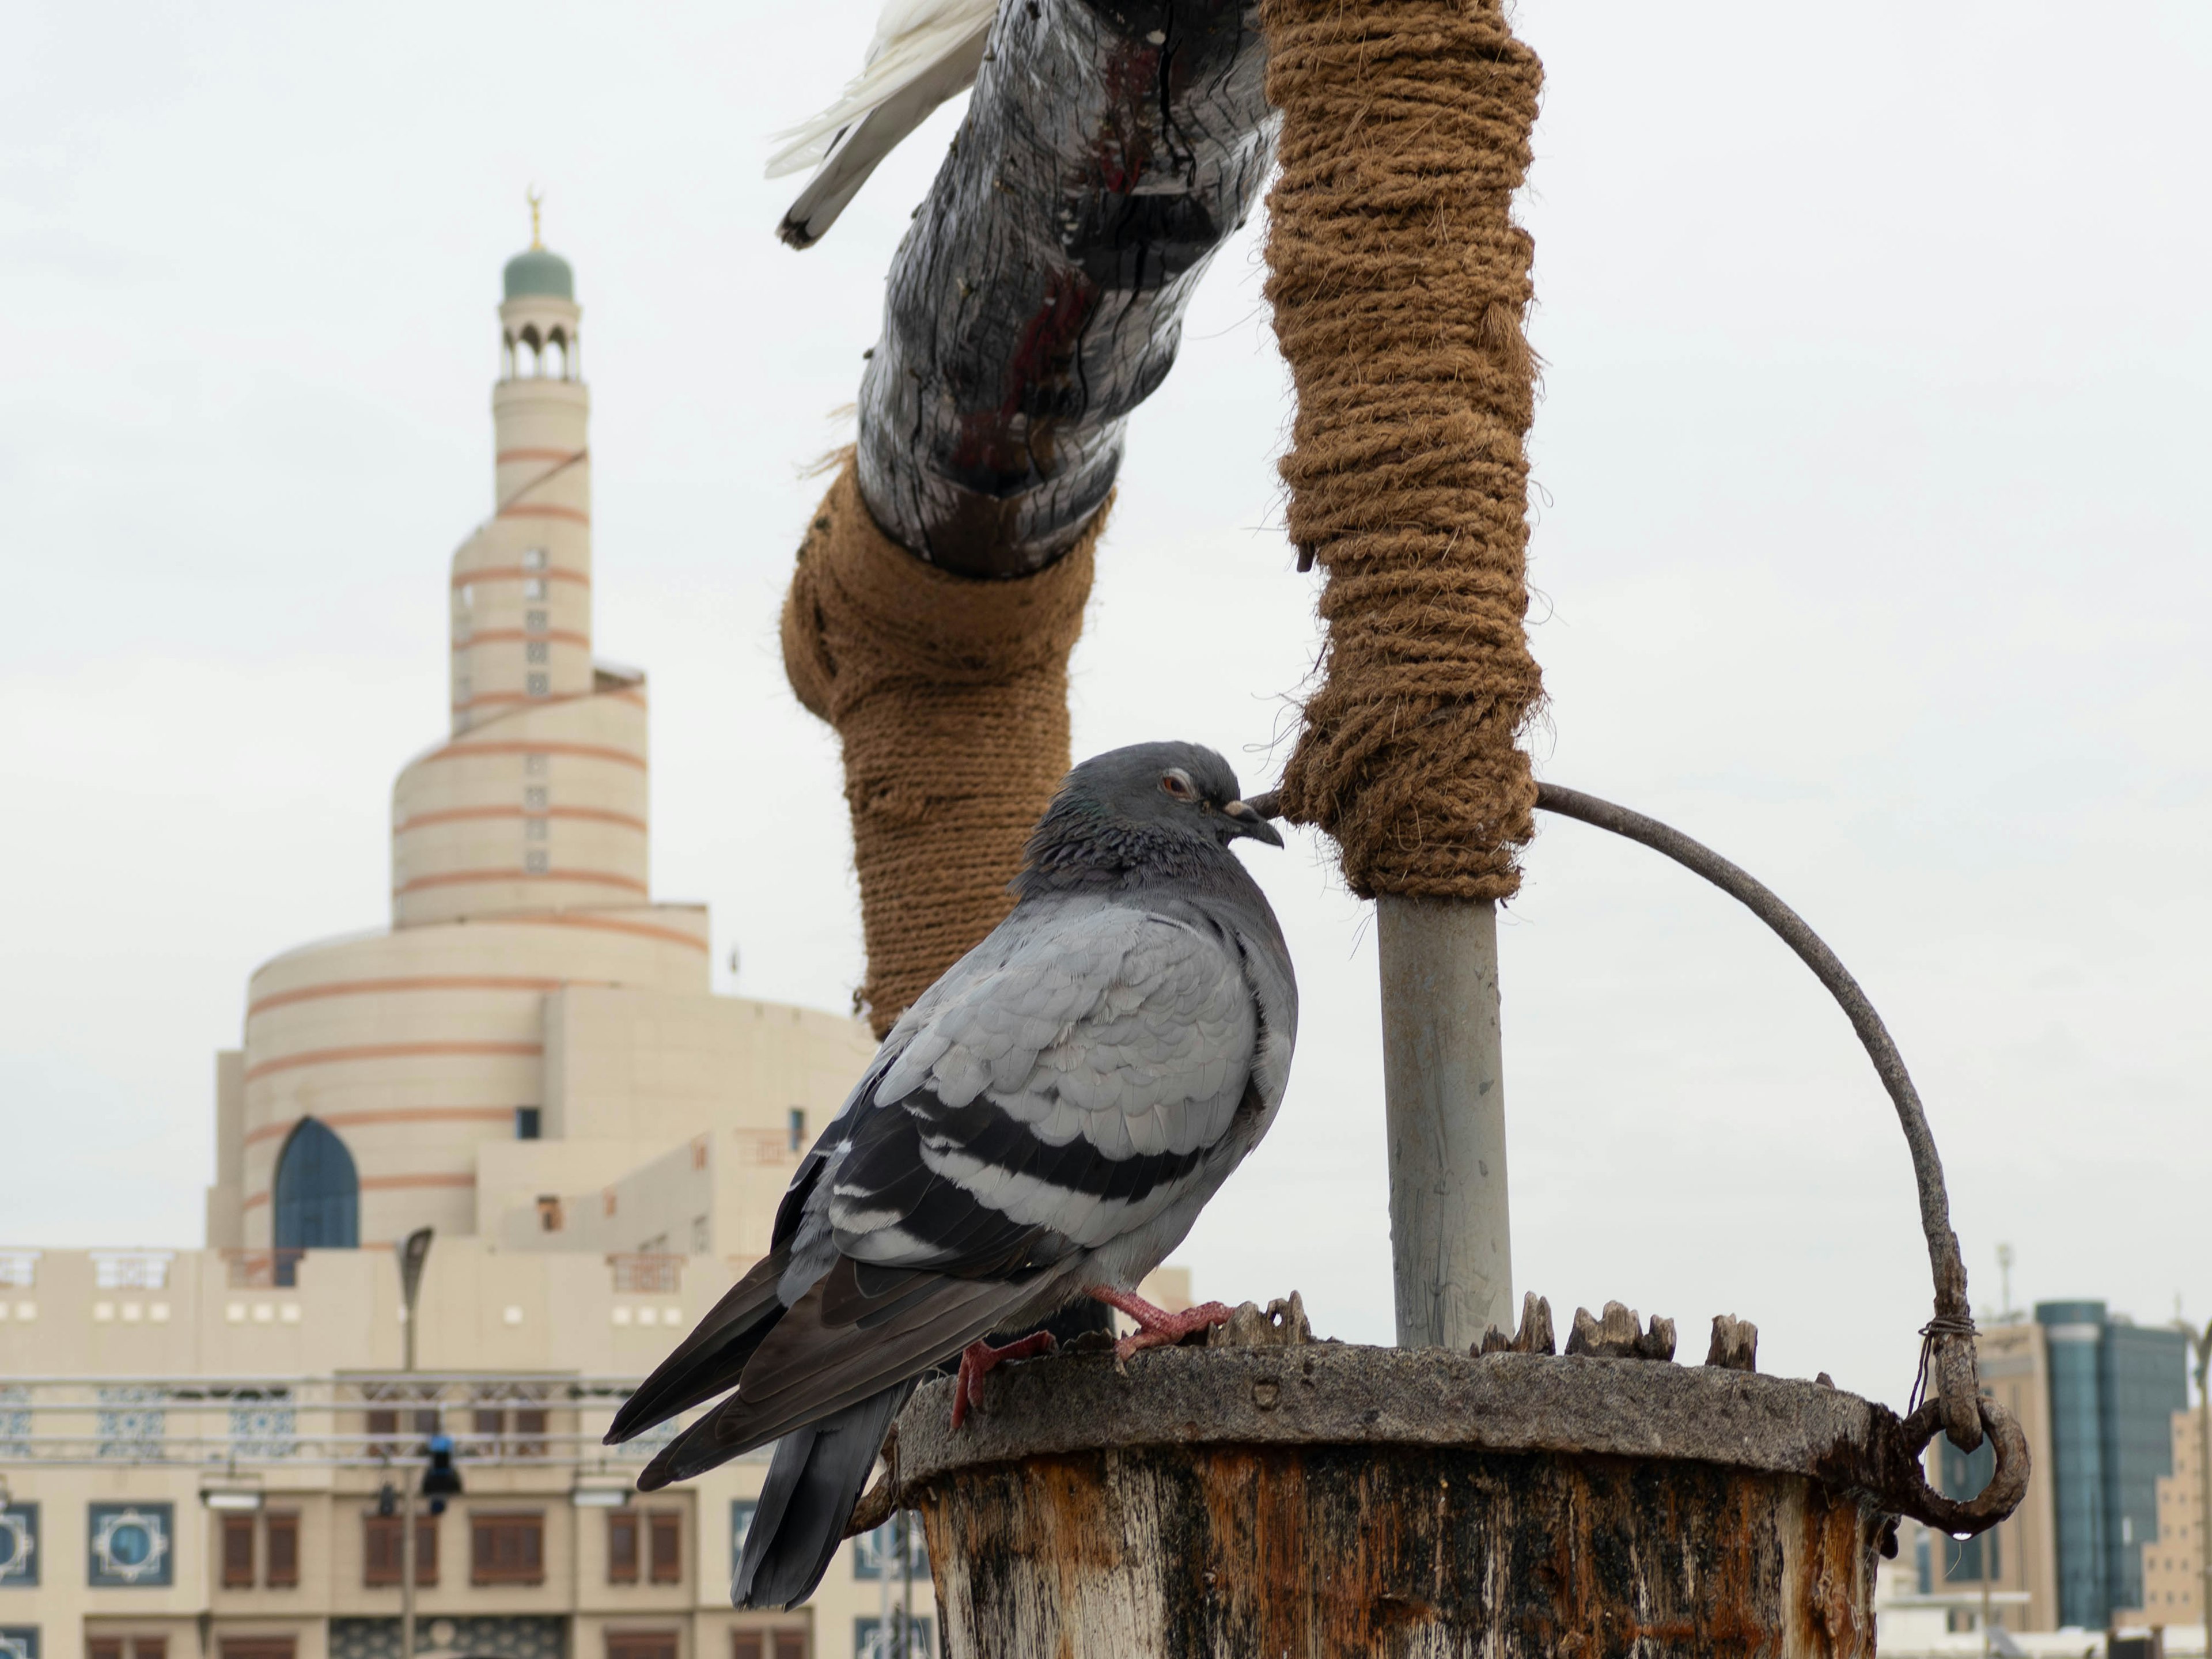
[
  {"left": 274, "top": 1118, "right": 359, "bottom": 1251},
  {"left": 546, "top": 327, "right": 568, "bottom": 380},
  {"left": 518, "top": 324, "right": 543, "bottom": 378}
]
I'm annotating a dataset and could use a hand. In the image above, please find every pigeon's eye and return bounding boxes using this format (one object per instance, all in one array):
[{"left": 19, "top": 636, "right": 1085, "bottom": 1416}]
[{"left": 1160, "top": 770, "right": 1196, "bottom": 801}]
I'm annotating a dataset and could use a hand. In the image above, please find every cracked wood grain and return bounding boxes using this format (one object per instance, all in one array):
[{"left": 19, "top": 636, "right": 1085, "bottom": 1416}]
[{"left": 857, "top": 0, "right": 1275, "bottom": 575}]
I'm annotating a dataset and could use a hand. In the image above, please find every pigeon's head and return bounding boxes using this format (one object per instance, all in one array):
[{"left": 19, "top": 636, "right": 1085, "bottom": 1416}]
[{"left": 1020, "top": 741, "right": 1282, "bottom": 889}]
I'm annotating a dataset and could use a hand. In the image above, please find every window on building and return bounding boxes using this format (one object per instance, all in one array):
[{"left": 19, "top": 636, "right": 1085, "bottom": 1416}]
[
  {"left": 459, "top": 585, "right": 475, "bottom": 611},
  {"left": 470, "top": 1513, "right": 544, "bottom": 1586},
  {"left": 526, "top": 642, "right": 550, "bottom": 665},
  {"left": 787, "top": 1109, "right": 805, "bottom": 1155},
  {"left": 524, "top": 753, "right": 547, "bottom": 775},
  {"left": 219, "top": 1642, "right": 294, "bottom": 1659},
  {"left": 536, "top": 1195, "right": 563, "bottom": 1232},
  {"left": 362, "top": 1514, "right": 438, "bottom": 1586},
  {"left": 526, "top": 672, "right": 550, "bottom": 697},
  {"left": 526, "top": 611, "right": 548, "bottom": 634},
  {"left": 473, "top": 1408, "right": 505, "bottom": 1444},
  {"left": 263, "top": 1514, "right": 298, "bottom": 1588},
  {"left": 851, "top": 1516, "right": 927, "bottom": 1581},
  {"left": 524, "top": 787, "right": 548, "bottom": 810},
  {"left": 854, "top": 1620, "right": 929, "bottom": 1659},
  {"left": 523, "top": 548, "right": 548, "bottom": 571},
  {"left": 221, "top": 1514, "right": 255, "bottom": 1588},
  {"left": 731, "top": 1635, "right": 808, "bottom": 1659},
  {"left": 524, "top": 578, "right": 548, "bottom": 600},
  {"left": 273, "top": 1119, "right": 358, "bottom": 1252},
  {"left": 649, "top": 1512, "right": 681, "bottom": 1585},
  {"left": 516, "top": 1108, "right": 541, "bottom": 1142},
  {"left": 525, "top": 819, "right": 548, "bottom": 841},
  {"left": 607, "top": 1509, "right": 639, "bottom": 1584},
  {"left": 366, "top": 1408, "right": 398, "bottom": 1456},
  {"left": 513, "top": 1408, "right": 548, "bottom": 1460},
  {"left": 524, "top": 851, "right": 549, "bottom": 876},
  {"left": 89, "top": 1641, "right": 123, "bottom": 1659},
  {"left": 605, "top": 1635, "right": 675, "bottom": 1659}
]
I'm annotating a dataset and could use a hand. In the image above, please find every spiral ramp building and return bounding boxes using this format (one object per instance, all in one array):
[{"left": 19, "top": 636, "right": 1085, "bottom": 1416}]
[{"left": 202, "top": 234, "right": 877, "bottom": 1262}]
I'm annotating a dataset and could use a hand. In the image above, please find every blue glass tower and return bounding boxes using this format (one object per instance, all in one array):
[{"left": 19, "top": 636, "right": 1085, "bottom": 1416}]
[{"left": 2035, "top": 1301, "right": 2188, "bottom": 1628}]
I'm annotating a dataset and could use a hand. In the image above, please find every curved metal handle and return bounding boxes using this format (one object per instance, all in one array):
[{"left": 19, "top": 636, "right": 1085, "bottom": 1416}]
[
  {"left": 1244, "top": 780, "right": 1990, "bottom": 1464},
  {"left": 1878, "top": 1396, "right": 2031, "bottom": 1537}
]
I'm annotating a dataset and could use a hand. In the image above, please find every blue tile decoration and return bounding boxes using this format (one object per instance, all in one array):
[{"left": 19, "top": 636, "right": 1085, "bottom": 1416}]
[
  {"left": 86, "top": 1504, "right": 173, "bottom": 1588},
  {"left": 0, "top": 1625, "right": 39, "bottom": 1659},
  {"left": 0, "top": 1506, "right": 36, "bottom": 1588},
  {"left": 94, "top": 1389, "right": 165, "bottom": 1461}
]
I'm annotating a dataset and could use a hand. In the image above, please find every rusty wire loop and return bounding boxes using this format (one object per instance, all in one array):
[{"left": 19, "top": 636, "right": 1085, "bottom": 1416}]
[{"left": 1244, "top": 778, "right": 2008, "bottom": 1510}]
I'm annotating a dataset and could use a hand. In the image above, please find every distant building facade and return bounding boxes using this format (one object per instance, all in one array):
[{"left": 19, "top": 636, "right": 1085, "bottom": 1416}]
[
  {"left": 1934, "top": 1301, "right": 2192, "bottom": 1637},
  {"left": 0, "top": 230, "right": 1189, "bottom": 1659}
]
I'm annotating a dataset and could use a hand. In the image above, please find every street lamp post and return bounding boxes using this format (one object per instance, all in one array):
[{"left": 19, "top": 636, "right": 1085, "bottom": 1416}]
[
  {"left": 397, "top": 1229, "right": 434, "bottom": 1659},
  {"left": 2191, "top": 1321, "right": 2211, "bottom": 1659}
]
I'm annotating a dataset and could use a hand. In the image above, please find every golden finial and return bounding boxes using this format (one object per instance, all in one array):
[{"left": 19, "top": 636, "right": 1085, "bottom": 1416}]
[{"left": 527, "top": 185, "right": 544, "bottom": 251}]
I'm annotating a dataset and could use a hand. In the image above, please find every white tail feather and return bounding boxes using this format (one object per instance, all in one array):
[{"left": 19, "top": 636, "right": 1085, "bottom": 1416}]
[{"left": 765, "top": 0, "right": 998, "bottom": 180}]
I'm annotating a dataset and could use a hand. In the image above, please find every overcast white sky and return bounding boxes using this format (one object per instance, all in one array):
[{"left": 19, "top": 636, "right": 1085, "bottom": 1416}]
[{"left": 3, "top": 3, "right": 2207, "bottom": 1406}]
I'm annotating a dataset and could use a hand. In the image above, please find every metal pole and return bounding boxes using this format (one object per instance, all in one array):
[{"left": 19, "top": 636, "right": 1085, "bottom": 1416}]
[
  {"left": 2194, "top": 1326, "right": 2210, "bottom": 1659},
  {"left": 397, "top": 1228, "right": 432, "bottom": 1659},
  {"left": 1377, "top": 896, "right": 1512, "bottom": 1350},
  {"left": 401, "top": 1481, "right": 418, "bottom": 1659}
]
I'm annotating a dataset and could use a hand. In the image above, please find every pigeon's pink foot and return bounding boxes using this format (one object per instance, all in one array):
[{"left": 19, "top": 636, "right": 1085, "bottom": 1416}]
[
  {"left": 1086, "top": 1285, "right": 1238, "bottom": 1361},
  {"left": 949, "top": 1330, "right": 1057, "bottom": 1429}
]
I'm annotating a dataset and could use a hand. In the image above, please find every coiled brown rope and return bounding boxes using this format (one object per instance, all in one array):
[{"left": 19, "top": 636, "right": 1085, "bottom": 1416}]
[
  {"left": 782, "top": 461, "right": 1103, "bottom": 1035},
  {"left": 1263, "top": 0, "right": 1546, "bottom": 902}
]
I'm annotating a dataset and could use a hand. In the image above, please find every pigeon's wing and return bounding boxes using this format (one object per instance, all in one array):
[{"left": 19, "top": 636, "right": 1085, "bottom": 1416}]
[
  {"left": 641, "top": 900, "right": 1262, "bottom": 1474},
  {"left": 767, "top": 0, "right": 994, "bottom": 245}
]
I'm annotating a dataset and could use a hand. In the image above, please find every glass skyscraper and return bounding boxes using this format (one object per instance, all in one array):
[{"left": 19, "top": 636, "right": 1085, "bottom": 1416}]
[{"left": 2035, "top": 1301, "right": 2189, "bottom": 1628}]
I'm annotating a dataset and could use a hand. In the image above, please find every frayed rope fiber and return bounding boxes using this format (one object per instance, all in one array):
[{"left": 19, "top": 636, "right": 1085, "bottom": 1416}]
[
  {"left": 782, "top": 461, "right": 1102, "bottom": 1036},
  {"left": 1263, "top": 0, "right": 1546, "bottom": 902}
]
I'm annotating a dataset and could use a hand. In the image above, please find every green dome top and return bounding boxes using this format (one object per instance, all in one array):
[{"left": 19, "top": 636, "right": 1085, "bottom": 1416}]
[{"left": 503, "top": 247, "right": 574, "bottom": 302}]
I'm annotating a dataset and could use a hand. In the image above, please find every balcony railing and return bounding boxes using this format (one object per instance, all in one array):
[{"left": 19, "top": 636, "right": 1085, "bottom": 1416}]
[{"left": 0, "top": 1373, "right": 754, "bottom": 1471}]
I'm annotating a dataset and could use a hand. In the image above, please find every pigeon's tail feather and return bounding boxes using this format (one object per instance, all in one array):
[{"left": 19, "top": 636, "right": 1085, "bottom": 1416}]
[
  {"left": 604, "top": 1246, "right": 792, "bottom": 1446},
  {"left": 735, "top": 1383, "right": 914, "bottom": 1611},
  {"left": 776, "top": 31, "right": 987, "bottom": 248}
]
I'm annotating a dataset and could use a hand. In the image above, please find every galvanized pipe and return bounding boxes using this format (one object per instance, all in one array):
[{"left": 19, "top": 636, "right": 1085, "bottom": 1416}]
[{"left": 1377, "top": 896, "right": 1511, "bottom": 1350}]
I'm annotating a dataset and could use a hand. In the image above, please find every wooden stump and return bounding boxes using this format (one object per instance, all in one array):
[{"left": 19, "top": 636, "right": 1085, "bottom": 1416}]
[{"left": 896, "top": 1323, "right": 1900, "bottom": 1657}]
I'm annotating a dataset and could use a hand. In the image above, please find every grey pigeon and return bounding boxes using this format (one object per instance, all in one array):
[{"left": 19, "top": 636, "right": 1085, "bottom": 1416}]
[{"left": 603, "top": 740, "right": 1297, "bottom": 1608}]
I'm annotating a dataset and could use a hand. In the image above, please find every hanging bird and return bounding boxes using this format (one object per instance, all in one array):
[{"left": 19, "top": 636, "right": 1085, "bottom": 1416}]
[
  {"left": 604, "top": 741, "right": 1297, "bottom": 1608},
  {"left": 767, "top": 0, "right": 1000, "bottom": 249}
]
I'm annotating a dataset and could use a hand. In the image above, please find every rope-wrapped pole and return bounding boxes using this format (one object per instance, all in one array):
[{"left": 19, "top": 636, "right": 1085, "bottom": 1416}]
[
  {"left": 1263, "top": 0, "right": 1544, "bottom": 1348},
  {"left": 782, "top": 0, "right": 1274, "bottom": 1033}
]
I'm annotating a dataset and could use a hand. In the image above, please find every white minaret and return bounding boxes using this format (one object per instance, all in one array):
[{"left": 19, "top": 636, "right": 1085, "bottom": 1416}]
[
  {"left": 220, "top": 207, "right": 703, "bottom": 1255},
  {"left": 391, "top": 202, "right": 650, "bottom": 928}
]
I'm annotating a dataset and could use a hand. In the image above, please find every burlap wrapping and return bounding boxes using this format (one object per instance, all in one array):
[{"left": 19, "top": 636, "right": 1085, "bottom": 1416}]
[
  {"left": 1263, "top": 0, "right": 1546, "bottom": 902},
  {"left": 782, "top": 462, "right": 1101, "bottom": 1035}
]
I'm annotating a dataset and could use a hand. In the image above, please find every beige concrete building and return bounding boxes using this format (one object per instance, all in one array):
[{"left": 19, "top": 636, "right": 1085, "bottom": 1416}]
[
  {"left": 3, "top": 225, "right": 1190, "bottom": 1659},
  {"left": 2139, "top": 1406, "right": 2207, "bottom": 1628}
]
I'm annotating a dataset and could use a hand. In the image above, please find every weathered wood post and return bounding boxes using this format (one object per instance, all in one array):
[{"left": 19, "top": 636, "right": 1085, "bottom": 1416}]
[{"left": 778, "top": 0, "right": 1274, "bottom": 1034}]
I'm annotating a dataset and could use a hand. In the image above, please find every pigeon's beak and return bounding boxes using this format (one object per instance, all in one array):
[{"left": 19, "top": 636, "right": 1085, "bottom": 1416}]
[{"left": 1221, "top": 798, "right": 1284, "bottom": 849}]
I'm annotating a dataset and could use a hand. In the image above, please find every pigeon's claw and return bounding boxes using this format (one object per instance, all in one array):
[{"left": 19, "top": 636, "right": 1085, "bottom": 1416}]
[
  {"left": 949, "top": 1330, "right": 1058, "bottom": 1429},
  {"left": 1086, "top": 1286, "right": 1238, "bottom": 1361}
]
